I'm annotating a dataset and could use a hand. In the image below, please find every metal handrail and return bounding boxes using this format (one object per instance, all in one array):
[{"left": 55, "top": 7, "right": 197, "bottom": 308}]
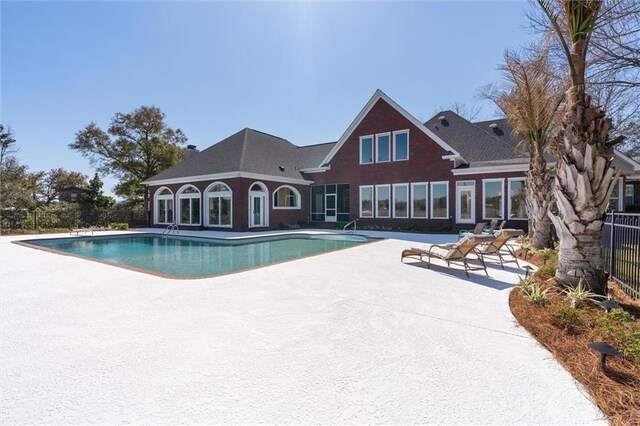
[
  {"left": 161, "top": 223, "right": 179, "bottom": 237},
  {"left": 343, "top": 219, "right": 357, "bottom": 234}
]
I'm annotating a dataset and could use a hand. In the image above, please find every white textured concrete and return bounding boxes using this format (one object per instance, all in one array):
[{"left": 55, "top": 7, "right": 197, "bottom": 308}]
[{"left": 1, "top": 229, "right": 604, "bottom": 424}]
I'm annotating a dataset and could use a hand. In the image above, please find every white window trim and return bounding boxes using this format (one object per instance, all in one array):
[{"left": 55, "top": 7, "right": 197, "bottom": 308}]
[
  {"left": 455, "top": 180, "right": 476, "bottom": 224},
  {"left": 154, "top": 186, "right": 174, "bottom": 225},
  {"left": 392, "top": 130, "right": 410, "bottom": 162},
  {"left": 204, "top": 181, "right": 233, "bottom": 228},
  {"left": 507, "top": 177, "right": 527, "bottom": 220},
  {"left": 392, "top": 183, "right": 409, "bottom": 218},
  {"left": 625, "top": 183, "right": 635, "bottom": 206},
  {"left": 359, "top": 185, "right": 374, "bottom": 218},
  {"left": 359, "top": 135, "right": 374, "bottom": 165},
  {"left": 248, "top": 181, "right": 269, "bottom": 228},
  {"left": 375, "top": 184, "right": 391, "bottom": 218},
  {"left": 176, "top": 184, "right": 202, "bottom": 226},
  {"left": 375, "top": 132, "right": 391, "bottom": 163},
  {"left": 482, "top": 178, "right": 505, "bottom": 220},
  {"left": 430, "top": 181, "right": 449, "bottom": 219},
  {"left": 410, "top": 182, "right": 429, "bottom": 219},
  {"left": 272, "top": 185, "right": 301, "bottom": 210}
]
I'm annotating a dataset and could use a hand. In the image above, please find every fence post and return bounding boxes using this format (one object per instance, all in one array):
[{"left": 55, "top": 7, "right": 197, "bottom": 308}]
[{"left": 609, "top": 211, "right": 616, "bottom": 278}]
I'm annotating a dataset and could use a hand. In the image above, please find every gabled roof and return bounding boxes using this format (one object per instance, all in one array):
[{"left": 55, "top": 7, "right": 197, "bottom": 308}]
[
  {"left": 144, "top": 128, "right": 314, "bottom": 185},
  {"left": 424, "top": 111, "right": 528, "bottom": 165},
  {"left": 319, "top": 89, "right": 462, "bottom": 167}
]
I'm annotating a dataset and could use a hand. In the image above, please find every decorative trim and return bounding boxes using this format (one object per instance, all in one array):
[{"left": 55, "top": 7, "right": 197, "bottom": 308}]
[
  {"left": 452, "top": 164, "right": 529, "bottom": 176},
  {"left": 614, "top": 149, "right": 640, "bottom": 172},
  {"left": 319, "top": 89, "right": 462, "bottom": 166},
  {"left": 272, "top": 185, "right": 301, "bottom": 210},
  {"left": 144, "top": 172, "right": 312, "bottom": 187}
]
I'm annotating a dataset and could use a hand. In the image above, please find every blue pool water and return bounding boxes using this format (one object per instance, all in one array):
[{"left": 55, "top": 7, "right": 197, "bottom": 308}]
[{"left": 22, "top": 233, "right": 373, "bottom": 278}]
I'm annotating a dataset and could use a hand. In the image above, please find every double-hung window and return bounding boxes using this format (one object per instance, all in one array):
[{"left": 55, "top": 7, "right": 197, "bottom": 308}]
[
  {"left": 393, "top": 130, "right": 409, "bottom": 161},
  {"left": 376, "top": 184, "right": 391, "bottom": 217},
  {"left": 411, "top": 183, "right": 428, "bottom": 218},
  {"left": 392, "top": 184, "right": 409, "bottom": 218},
  {"left": 376, "top": 133, "right": 390, "bottom": 163},
  {"left": 508, "top": 178, "right": 527, "bottom": 220},
  {"left": 430, "top": 182, "right": 449, "bottom": 219},
  {"left": 359, "top": 185, "right": 374, "bottom": 218},
  {"left": 483, "top": 179, "right": 504, "bottom": 219},
  {"left": 359, "top": 136, "right": 374, "bottom": 164}
]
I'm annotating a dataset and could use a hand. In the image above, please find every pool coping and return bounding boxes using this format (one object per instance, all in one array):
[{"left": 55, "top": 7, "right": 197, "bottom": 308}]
[{"left": 13, "top": 231, "right": 384, "bottom": 280}]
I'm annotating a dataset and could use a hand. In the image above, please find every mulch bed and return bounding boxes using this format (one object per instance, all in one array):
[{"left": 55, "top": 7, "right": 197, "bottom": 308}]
[{"left": 510, "top": 249, "right": 640, "bottom": 425}]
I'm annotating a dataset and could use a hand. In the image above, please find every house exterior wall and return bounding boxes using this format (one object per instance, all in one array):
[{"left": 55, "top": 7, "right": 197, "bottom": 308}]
[
  {"left": 145, "top": 97, "right": 535, "bottom": 233},
  {"left": 310, "top": 98, "right": 529, "bottom": 231},
  {"left": 149, "top": 178, "right": 310, "bottom": 232}
]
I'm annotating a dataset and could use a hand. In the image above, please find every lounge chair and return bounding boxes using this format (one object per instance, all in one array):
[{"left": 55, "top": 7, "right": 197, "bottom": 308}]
[
  {"left": 458, "top": 222, "right": 486, "bottom": 239},
  {"left": 484, "top": 219, "right": 499, "bottom": 233},
  {"left": 401, "top": 234, "right": 496, "bottom": 277},
  {"left": 476, "top": 229, "right": 524, "bottom": 268}
]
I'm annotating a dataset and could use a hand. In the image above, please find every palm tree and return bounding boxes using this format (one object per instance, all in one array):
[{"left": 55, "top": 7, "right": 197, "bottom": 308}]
[
  {"left": 489, "top": 49, "right": 564, "bottom": 249},
  {"left": 537, "top": 0, "right": 625, "bottom": 293}
]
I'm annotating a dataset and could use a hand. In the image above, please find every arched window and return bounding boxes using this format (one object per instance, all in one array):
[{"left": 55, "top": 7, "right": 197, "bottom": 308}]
[
  {"left": 249, "top": 182, "right": 268, "bottom": 228},
  {"left": 154, "top": 187, "right": 174, "bottom": 224},
  {"left": 273, "top": 185, "right": 300, "bottom": 209},
  {"left": 205, "top": 182, "right": 232, "bottom": 227},
  {"left": 177, "top": 185, "right": 201, "bottom": 225}
]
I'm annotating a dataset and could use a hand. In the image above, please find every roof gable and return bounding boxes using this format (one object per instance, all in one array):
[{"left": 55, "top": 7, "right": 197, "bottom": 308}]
[{"left": 319, "top": 90, "right": 461, "bottom": 166}]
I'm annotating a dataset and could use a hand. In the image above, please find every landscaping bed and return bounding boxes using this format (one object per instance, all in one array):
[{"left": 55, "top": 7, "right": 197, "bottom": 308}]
[{"left": 511, "top": 247, "right": 640, "bottom": 425}]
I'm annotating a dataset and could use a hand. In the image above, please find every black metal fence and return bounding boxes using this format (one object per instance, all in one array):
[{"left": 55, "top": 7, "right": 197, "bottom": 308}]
[
  {"left": 0, "top": 207, "right": 148, "bottom": 232},
  {"left": 602, "top": 212, "right": 640, "bottom": 299}
]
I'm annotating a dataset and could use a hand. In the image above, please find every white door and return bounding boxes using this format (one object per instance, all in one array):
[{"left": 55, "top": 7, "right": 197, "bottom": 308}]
[
  {"left": 250, "top": 194, "right": 266, "bottom": 227},
  {"left": 456, "top": 187, "right": 475, "bottom": 224},
  {"left": 325, "top": 193, "right": 337, "bottom": 222}
]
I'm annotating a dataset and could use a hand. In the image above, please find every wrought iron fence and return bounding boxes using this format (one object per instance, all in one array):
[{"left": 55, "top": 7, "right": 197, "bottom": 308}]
[{"left": 602, "top": 212, "right": 640, "bottom": 299}]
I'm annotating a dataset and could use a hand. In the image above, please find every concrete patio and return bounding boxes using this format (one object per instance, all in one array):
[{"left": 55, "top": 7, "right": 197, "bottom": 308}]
[{"left": 0, "top": 229, "right": 604, "bottom": 424}]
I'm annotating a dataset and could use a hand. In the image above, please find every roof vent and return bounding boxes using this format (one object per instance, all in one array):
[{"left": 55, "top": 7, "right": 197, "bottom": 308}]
[
  {"left": 278, "top": 166, "right": 285, "bottom": 172},
  {"left": 438, "top": 115, "right": 446, "bottom": 121},
  {"left": 489, "top": 123, "right": 498, "bottom": 129},
  {"left": 186, "top": 144, "right": 197, "bottom": 150}
]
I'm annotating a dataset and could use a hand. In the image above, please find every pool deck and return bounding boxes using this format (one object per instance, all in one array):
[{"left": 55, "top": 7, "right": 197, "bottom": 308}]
[{"left": 1, "top": 229, "right": 604, "bottom": 424}]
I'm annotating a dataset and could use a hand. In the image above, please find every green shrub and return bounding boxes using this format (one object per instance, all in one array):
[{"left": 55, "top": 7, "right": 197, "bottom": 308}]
[
  {"left": 561, "top": 278, "right": 604, "bottom": 308},
  {"left": 550, "top": 305, "right": 586, "bottom": 333},
  {"left": 109, "top": 222, "right": 128, "bottom": 230},
  {"left": 535, "top": 262, "right": 557, "bottom": 278},
  {"left": 517, "top": 276, "right": 552, "bottom": 305},
  {"left": 594, "top": 308, "right": 640, "bottom": 364}
]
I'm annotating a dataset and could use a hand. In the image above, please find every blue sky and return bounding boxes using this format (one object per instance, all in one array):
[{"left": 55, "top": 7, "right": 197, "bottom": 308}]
[{"left": 2, "top": 1, "right": 535, "bottom": 196}]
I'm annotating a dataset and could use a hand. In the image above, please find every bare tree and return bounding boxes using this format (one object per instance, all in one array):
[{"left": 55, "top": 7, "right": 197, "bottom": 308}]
[
  {"left": 435, "top": 102, "right": 482, "bottom": 121},
  {"left": 0, "top": 124, "right": 18, "bottom": 167}
]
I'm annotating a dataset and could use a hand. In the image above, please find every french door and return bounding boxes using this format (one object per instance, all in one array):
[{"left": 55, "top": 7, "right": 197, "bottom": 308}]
[{"left": 456, "top": 182, "right": 475, "bottom": 224}]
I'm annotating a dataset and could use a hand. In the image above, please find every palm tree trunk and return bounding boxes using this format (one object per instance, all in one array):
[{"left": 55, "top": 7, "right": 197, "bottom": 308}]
[
  {"left": 548, "top": 90, "right": 620, "bottom": 293},
  {"left": 526, "top": 156, "right": 553, "bottom": 249}
]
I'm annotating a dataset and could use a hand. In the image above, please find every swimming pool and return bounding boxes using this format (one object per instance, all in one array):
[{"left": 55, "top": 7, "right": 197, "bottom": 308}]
[{"left": 19, "top": 233, "right": 374, "bottom": 279}]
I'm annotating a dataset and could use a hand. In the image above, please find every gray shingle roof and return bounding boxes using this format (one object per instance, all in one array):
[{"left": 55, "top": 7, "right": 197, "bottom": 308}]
[
  {"left": 145, "top": 128, "right": 317, "bottom": 183},
  {"left": 424, "top": 111, "right": 528, "bottom": 166}
]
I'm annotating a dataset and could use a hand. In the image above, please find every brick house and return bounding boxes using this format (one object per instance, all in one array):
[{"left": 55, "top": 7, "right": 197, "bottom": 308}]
[{"left": 143, "top": 90, "right": 640, "bottom": 231}]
